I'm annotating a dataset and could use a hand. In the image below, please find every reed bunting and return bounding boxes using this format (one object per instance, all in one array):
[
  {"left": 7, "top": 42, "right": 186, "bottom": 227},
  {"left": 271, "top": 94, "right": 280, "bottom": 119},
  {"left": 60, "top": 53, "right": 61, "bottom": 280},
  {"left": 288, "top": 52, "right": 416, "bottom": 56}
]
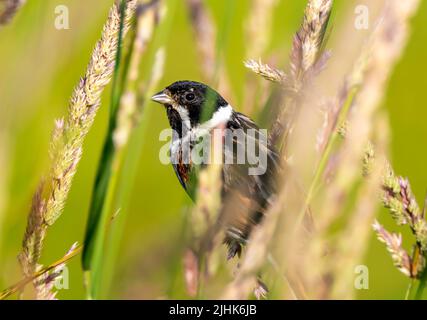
[{"left": 152, "top": 81, "right": 279, "bottom": 259}]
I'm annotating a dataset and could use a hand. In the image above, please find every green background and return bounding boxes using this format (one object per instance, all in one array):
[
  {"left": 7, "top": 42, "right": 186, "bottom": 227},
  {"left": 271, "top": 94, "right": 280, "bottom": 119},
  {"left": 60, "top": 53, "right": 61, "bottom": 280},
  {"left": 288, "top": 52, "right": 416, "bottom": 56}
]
[{"left": 0, "top": 0, "right": 426, "bottom": 299}]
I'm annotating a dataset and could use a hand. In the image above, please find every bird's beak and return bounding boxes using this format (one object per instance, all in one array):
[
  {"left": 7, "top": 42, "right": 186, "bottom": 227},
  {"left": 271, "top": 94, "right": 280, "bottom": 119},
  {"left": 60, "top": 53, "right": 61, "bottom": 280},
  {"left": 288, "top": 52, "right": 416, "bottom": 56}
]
[{"left": 151, "top": 90, "right": 173, "bottom": 105}]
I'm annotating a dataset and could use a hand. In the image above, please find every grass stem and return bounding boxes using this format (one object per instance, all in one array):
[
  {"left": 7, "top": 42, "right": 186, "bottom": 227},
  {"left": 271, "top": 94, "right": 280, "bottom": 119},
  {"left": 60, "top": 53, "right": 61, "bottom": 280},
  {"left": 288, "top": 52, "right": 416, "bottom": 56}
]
[{"left": 295, "top": 87, "right": 357, "bottom": 228}]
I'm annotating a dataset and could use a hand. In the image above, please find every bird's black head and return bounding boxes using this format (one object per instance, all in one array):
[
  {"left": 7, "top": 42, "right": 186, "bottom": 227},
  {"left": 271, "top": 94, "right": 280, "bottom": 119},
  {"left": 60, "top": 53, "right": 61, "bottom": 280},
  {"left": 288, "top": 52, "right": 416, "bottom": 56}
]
[{"left": 151, "top": 81, "right": 228, "bottom": 130}]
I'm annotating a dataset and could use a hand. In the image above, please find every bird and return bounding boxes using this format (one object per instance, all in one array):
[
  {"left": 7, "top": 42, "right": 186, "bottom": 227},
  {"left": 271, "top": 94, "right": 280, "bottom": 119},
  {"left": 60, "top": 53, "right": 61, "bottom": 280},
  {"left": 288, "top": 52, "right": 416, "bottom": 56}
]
[{"left": 151, "top": 80, "right": 280, "bottom": 259}]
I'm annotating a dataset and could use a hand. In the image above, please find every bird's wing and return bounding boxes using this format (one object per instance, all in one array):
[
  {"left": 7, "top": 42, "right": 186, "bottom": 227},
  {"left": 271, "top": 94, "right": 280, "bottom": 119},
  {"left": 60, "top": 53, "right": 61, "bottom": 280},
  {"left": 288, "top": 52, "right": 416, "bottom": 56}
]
[
  {"left": 220, "top": 112, "right": 281, "bottom": 255},
  {"left": 224, "top": 112, "right": 280, "bottom": 201}
]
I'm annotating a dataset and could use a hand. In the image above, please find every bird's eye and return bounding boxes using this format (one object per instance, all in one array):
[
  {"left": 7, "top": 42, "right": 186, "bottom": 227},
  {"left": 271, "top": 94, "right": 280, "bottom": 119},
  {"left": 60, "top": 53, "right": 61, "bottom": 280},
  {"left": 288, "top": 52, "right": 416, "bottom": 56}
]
[{"left": 185, "top": 93, "right": 195, "bottom": 101}]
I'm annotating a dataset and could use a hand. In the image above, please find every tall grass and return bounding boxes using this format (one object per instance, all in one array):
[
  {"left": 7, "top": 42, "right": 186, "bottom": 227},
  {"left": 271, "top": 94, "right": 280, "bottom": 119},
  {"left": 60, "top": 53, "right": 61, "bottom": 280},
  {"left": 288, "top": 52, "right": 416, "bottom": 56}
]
[
  {"left": 221, "top": 0, "right": 422, "bottom": 300},
  {"left": 81, "top": 0, "right": 173, "bottom": 299},
  {"left": 0, "top": 0, "right": 425, "bottom": 300},
  {"left": 81, "top": 0, "right": 137, "bottom": 299},
  {"left": 78, "top": 0, "right": 184, "bottom": 300},
  {"left": 15, "top": 0, "right": 137, "bottom": 299},
  {"left": 180, "top": 0, "right": 236, "bottom": 298},
  {"left": 99, "top": 0, "right": 179, "bottom": 299},
  {"left": 222, "top": 0, "right": 334, "bottom": 299}
]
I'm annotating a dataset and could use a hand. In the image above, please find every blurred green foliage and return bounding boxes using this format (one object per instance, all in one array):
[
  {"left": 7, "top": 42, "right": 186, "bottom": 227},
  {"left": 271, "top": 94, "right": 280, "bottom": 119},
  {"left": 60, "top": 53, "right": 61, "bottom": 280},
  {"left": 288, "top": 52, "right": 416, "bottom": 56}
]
[{"left": 0, "top": 0, "right": 426, "bottom": 299}]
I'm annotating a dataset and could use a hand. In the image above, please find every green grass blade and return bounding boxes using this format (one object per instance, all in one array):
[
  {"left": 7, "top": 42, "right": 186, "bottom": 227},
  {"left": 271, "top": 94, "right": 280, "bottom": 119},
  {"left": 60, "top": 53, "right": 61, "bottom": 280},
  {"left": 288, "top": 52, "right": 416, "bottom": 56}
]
[
  {"left": 97, "top": 0, "right": 178, "bottom": 298},
  {"left": 81, "top": 0, "right": 129, "bottom": 299}
]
